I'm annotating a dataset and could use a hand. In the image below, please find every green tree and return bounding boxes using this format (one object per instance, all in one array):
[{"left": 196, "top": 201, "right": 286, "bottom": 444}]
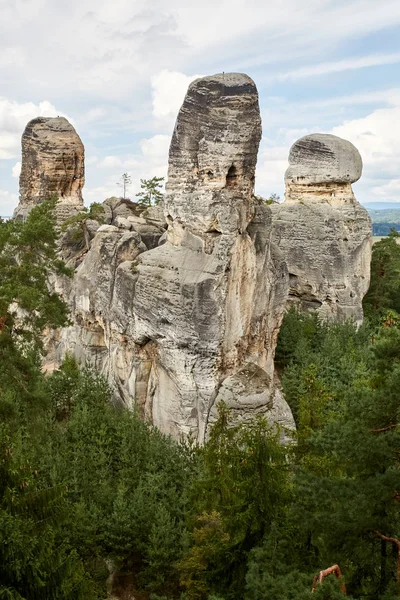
[
  {"left": 293, "top": 323, "right": 400, "bottom": 598},
  {"left": 0, "top": 197, "right": 70, "bottom": 422},
  {"left": 364, "top": 230, "right": 400, "bottom": 321},
  {"left": 265, "top": 192, "right": 280, "bottom": 205},
  {"left": 178, "top": 405, "right": 290, "bottom": 600},
  {"left": 41, "top": 358, "right": 197, "bottom": 597},
  {"left": 61, "top": 202, "right": 105, "bottom": 250},
  {"left": 136, "top": 176, "right": 164, "bottom": 206},
  {"left": 0, "top": 199, "right": 95, "bottom": 599}
]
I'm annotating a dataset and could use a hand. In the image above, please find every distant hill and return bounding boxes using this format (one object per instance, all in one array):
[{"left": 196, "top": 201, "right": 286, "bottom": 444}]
[
  {"left": 363, "top": 202, "right": 400, "bottom": 210},
  {"left": 366, "top": 207, "right": 400, "bottom": 236}
]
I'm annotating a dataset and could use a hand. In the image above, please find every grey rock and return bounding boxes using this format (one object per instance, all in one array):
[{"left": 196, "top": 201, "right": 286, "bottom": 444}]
[
  {"left": 86, "top": 218, "right": 101, "bottom": 237},
  {"left": 132, "top": 73, "right": 290, "bottom": 441},
  {"left": 271, "top": 133, "right": 372, "bottom": 322},
  {"left": 43, "top": 72, "right": 292, "bottom": 442},
  {"left": 164, "top": 73, "right": 262, "bottom": 235},
  {"left": 114, "top": 216, "right": 133, "bottom": 230},
  {"left": 285, "top": 133, "right": 362, "bottom": 185},
  {"left": 140, "top": 204, "right": 166, "bottom": 228}
]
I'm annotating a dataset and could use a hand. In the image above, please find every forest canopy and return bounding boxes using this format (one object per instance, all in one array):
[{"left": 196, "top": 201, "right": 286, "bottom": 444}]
[{"left": 1, "top": 203, "right": 400, "bottom": 599}]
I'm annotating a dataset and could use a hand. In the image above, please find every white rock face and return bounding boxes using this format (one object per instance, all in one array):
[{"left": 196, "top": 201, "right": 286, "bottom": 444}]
[
  {"left": 44, "top": 73, "right": 294, "bottom": 442},
  {"left": 271, "top": 133, "right": 372, "bottom": 322}
]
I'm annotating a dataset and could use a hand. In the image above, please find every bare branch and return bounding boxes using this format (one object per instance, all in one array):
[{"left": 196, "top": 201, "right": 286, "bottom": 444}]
[{"left": 312, "top": 564, "right": 346, "bottom": 595}]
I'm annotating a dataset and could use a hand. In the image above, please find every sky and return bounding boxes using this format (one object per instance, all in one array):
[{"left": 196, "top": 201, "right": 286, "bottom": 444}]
[{"left": 1, "top": 0, "right": 400, "bottom": 215}]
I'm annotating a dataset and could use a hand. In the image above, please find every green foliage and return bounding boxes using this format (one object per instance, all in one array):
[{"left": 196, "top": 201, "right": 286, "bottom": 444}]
[
  {"left": 276, "top": 306, "right": 371, "bottom": 425},
  {"left": 178, "top": 405, "right": 290, "bottom": 600},
  {"left": 0, "top": 201, "right": 93, "bottom": 599},
  {"left": 265, "top": 192, "right": 281, "bottom": 205},
  {"left": 275, "top": 304, "right": 400, "bottom": 598},
  {"left": 364, "top": 230, "right": 400, "bottom": 320},
  {"left": 3, "top": 190, "right": 400, "bottom": 599},
  {"left": 40, "top": 359, "right": 197, "bottom": 596},
  {"left": 136, "top": 176, "right": 164, "bottom": 206},
  {"left": 0, "top": 198, "right": 70, "bottom": 429},
  {"left": 61, "top": 202, "right": 105, "bottom": 249}
]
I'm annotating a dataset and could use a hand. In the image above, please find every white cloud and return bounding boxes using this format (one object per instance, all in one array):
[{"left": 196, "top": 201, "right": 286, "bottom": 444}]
[
  {"left": 96, "top": 155, "right": 139, "bottom": 169},
  {"left": 139, "top": 134, "right": 170, "bottom": 159},
  {"left": 2, "top": 0, "right": 400, "bottom": 213},
  {"left": 0, "top": 47, "right": 25, "bottom": 68},
  {"left": 151, "top": 70, "right": 202, "bottom": 130},
  {"left": 0, "top": 97, "right": 64, "bottom": 159},
  {"left": 371, "top": 179, "right": 400, "bottom": 197},
  {"left": 331, "top": 105, "right": 400, "bottom": 175},
  {"left": 278, "top": 53, "right": 400, "bottom": 81},
  {"left": 0, "top": 189, "right": 18, "bottom": 217},
  {"left": 12, "top": 161, "right": 21, "bottom": 178},
  {"left": 255, "top": 130, "right": 308, "bottom": 198}
]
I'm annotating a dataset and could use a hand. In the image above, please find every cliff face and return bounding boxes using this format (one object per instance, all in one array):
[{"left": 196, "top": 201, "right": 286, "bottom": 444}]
[
  {"left": 14, "top": 117, "right": 84, "bottom": 222},
  {"left": 44, "top": 73, "right": 293, "bottom": 442},
  {"left": 270, "top": 134, "right": 372, "bottom": 323},
  {"left": 132, "top": 74, "right": 290, "bottom": 439},
  {"left": 26, "top": 78, "right": 373, "bottom": 441}
]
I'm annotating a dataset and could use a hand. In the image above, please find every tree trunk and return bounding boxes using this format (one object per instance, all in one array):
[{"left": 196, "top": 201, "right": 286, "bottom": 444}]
[{"left": 375, "top": 531, "right": 400, "bottom": 593}]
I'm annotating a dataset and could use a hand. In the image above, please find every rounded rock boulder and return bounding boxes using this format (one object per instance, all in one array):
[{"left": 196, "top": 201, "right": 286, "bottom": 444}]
[{"left": 285, "top": 133, "right": 362, "bottom": 185}]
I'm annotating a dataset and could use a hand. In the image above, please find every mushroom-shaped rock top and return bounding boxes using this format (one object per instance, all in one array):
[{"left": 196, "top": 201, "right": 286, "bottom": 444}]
[
  {"left": 285, "top": 133, "right": 362, "bottom": 185},
  {"left": 23, "top": 116, "right": 82, "bottom": 144},
  {"left": 188, "top": 72, "right": 258, "bottom": 96}
]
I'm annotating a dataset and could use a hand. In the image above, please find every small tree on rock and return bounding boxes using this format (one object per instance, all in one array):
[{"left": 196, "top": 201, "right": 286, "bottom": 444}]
[{"left": 136, "top": 176, "right": 164, "bottom": 207}]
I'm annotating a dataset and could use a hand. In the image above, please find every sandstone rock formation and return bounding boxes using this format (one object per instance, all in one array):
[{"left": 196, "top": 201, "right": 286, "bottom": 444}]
[
  {"left": 14, "top": 117, "right": 84, "bottom": 221},
  {"left": 270, "top": 133, "right": 372, "bottom": 323},
  {"left": 45, "top": 73, "right": 294, "bottom": 442}
]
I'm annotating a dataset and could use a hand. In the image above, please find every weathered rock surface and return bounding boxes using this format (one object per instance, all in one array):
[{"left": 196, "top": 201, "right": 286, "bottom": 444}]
[
  {"left": 45, "top": 73, "right": 294, "bottom": 442},
  {"left": 285, "top": 133, "right": 362, "bottom": 185},
  {"left": 14, "top": 117, "right": 84, "bottom": 222},
  {"left": 271, "top": 133, "right": 372, "bottom": 322},
  {"left": 131, "top": 73, "right": 291, "bottom": 440}
]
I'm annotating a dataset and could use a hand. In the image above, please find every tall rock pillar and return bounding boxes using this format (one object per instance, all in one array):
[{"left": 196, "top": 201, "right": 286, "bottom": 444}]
[
  {"left": 271, "top": 133, "right": 372, "bottom": 323},
  {"left": 14, "top": 116, "right": 85, "bottom": 221},
  {"left": 132, "top": 74, "right": 291, "bottom": 441}
]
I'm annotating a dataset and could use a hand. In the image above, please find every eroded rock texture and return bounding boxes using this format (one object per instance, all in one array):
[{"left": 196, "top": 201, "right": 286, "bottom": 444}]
[
  {"left": 271, "top": 133, "right": 372, "bottom": 322},
  {"left": 14, "top": 117, "right": 84, "bottom": 221},
  {"left": 45, "top": 73, "right": 293, "bottom": 442}
]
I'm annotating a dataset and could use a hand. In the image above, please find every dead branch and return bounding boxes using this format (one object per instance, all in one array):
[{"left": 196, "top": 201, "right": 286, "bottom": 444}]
[
  {"left": 372, "top": 424, "right": 399, "bottom": 433},
  {"left": 375, "top": 531, "right": 400, "bottom": 584},
  {"left": 312, "top": 564, "right": 346, "bottom": 594}
]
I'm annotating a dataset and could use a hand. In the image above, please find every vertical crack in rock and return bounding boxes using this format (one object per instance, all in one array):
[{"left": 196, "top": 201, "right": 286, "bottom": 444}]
[
  {"left": 270, "top": 133, "right": 372, "bottom": 323},
  {"left": 14, "top": 116, "right": 85, "bottom": 222}
]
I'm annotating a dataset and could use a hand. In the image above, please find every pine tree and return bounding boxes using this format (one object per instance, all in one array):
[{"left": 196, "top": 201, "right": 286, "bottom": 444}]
[
  {"left": 136, "top": 176, "right": 164, "bottom": 206},
  {"left": 364, "top": 230, "right": 400, "bottom": 321}
]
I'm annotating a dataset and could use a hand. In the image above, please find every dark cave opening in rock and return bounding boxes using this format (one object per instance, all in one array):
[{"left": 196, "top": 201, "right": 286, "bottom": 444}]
[{"left": 226, "top": 164, "right": 237, "bottom": 187}]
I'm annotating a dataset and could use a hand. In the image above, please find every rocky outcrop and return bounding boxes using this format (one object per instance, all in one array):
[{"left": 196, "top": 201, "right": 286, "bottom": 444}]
[
  {"left": 130, "top": 74, "right": 291, "bottom": 440},
  {"left": 45, "top": 73, "right": 294, "bottom": 442},
  {"left": 270, "top": 133, "right": 372, "bottom": 323},
  {"left": 14, "top": 117, "right": 84, "bottom": 222}
]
